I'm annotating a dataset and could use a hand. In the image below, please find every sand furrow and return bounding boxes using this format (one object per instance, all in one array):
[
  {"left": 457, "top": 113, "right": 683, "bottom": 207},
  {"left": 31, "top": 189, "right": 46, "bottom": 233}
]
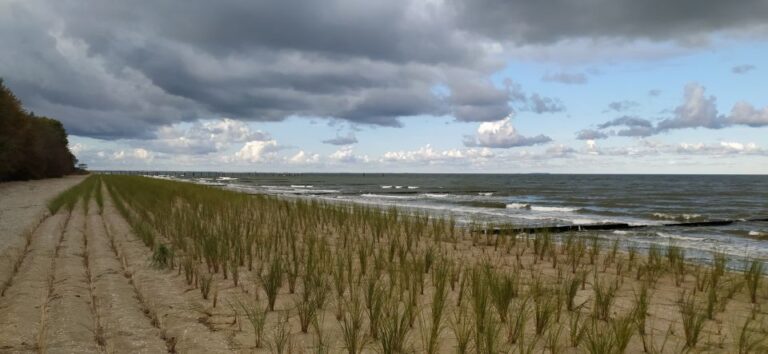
[
  {"left": 43, "top": 204, "right": 101, "bottom": 354},
  {"left": 102, "top": 190, "right": 233, "bottom": 353},
  {"left": 0, "top": 176, "right": 86, "bottom": 264},
  {"left": 85, "top": 200, "right": 167, "bottom": 353},
  {"left": 0, "top": 212, "right": 69, "bottom": 353}
]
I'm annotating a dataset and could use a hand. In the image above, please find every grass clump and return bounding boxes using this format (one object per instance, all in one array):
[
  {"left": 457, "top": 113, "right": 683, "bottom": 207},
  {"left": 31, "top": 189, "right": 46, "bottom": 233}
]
[
  {"left": 380, "top": 298, "right": 412, "bottom": 354},
  {"left": 339, "top": 291, "right": 368, "bottom": 354},
  {"left": 449, "top": 301, "right": 473, "bottom": 354},
  {"left": 488, "top": 269, "right": 518, "bottom": 323},
  {"left": 261, "top": 256, "right": 284, "bottom": 311},
  {"left": 744, "top": 259, "right": 764, "bottom": 304},
  {"left": 592, "top": 276, "right": 618, "bottom": 321},
  {"left": 678, "top": 291, "right": 707, "bottom": 349},
  {"left": 151, "top": 244, "right": 174, "bottom": 269},
  {"left": 237, "top": 300, "right": 267, "bottom": 348}
]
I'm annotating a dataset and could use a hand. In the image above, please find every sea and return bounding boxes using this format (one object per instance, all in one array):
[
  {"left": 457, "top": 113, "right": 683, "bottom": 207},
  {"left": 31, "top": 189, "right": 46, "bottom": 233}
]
[{"left": 140, "top": 173, "right": 768, "bottom": 265}]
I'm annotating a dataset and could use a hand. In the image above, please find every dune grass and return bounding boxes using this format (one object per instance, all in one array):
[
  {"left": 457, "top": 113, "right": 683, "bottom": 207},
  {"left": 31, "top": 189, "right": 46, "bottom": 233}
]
[
  {"left": 91, "top": 175, "right": 767, "bottom": 353},
  {"left": 47, "top": 175, "right": 99, "bottom": 214}
]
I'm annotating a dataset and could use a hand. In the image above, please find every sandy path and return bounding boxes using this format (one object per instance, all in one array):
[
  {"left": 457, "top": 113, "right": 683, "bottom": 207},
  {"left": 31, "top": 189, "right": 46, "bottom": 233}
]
[
  {"left": 0, "top": 176, "right": 86, "bottom": 257},
  {"left": 101, "top": 189, "right": 233, "bottom": 352},
  {"left": 85, "top": 200, "right": 167, "bottom": 353},
  {"left": 43, "top": 202, "right": 101, "bottom": 353},
  {"left": 0, "top": 211, "right": 69, "bottom": 352},
  {"left": 0, "top": 176, "right": 87, "bottom": 298}
]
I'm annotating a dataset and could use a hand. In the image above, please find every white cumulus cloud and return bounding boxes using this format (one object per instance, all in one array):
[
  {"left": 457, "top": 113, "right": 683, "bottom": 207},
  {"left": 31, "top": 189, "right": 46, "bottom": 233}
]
[
  {"left": 329, "top": 146, "right": 368, "bottom": 164},
  {"left": 234, "top": 140, "right": 280, "bottom": 163},
  {"left": 382, "top": 144, "right": 493, "bottom": 164},
  {"left": 464, "top": 117, "right": 551, "bottom": 148},
  {"left": 152, "top": 118, "right": 270, "bottom": 154},
  {"left": 289, "top": 150, "right": 321, "bottom": 164}
]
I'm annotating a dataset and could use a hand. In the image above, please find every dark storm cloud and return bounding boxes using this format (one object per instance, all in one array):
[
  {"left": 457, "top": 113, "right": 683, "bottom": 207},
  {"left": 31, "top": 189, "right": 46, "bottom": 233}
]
[
  {"left": 448, "top": 0, "right": 768, "bottom": 44},
  {"left": 2, "top": 0, "right": 765, "bottom": 139},
  {"left": 1, "top": 0, "right": 515, "bottom": 138}
]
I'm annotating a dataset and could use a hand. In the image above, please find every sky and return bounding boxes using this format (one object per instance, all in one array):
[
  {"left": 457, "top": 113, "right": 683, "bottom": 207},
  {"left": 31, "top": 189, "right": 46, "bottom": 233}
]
[{"left": 2, "top": 0, "right": 768, "bottom": 173}]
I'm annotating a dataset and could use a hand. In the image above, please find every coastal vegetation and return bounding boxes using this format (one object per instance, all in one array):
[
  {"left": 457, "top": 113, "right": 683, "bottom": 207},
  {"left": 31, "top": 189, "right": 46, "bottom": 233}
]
[
  {"left": 0, "top": 80, "right": 77, "bottom": 181},
  {"left": 3, "top": 174, "right": 766, "bottom": 352}
]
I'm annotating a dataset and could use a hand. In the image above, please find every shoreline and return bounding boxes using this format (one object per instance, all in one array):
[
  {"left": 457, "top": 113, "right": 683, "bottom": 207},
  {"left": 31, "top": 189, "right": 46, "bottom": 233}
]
[{"left": 216, "top": 178, "right": 768, "bottom": 267}]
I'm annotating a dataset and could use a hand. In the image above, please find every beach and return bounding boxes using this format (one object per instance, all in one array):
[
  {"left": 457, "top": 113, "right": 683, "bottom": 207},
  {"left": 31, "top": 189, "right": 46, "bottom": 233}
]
[
  {"left": 0, "top": 175, "right": 765, "bottom": 353},
  {"left": 0, "top": 175, "right": 87, "bottom": 297}
]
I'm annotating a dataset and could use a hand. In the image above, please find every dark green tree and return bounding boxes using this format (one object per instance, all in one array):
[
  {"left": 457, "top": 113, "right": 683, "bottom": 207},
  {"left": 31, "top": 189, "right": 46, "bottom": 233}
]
[{"left": 0, "top": 79, "right": 76, "bottom": 181}]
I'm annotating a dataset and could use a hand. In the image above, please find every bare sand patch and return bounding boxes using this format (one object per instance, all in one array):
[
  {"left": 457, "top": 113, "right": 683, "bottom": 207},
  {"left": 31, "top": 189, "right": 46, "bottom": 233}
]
[{"left": 0, "top": 176, "right": 86, "bottom": 290}]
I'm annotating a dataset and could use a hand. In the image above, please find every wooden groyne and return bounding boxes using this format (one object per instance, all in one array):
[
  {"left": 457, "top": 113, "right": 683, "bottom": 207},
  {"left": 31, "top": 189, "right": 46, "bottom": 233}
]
[{"left": 485, "top": 218, "right": 768, "bottom": 235}]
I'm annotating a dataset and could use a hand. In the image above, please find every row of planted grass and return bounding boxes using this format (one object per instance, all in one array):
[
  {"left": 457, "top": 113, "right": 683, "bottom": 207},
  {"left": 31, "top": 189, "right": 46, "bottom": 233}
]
[
  {"left": 47, "top": 175, "right": 101, "bottom": 214},
  {"left": 95, "top": 174, "right": 767, "bottom": 353}
]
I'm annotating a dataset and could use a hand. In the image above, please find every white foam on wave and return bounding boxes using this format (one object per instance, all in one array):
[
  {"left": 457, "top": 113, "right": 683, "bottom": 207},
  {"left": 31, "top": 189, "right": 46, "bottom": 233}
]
[
  {"left": 217, "top": 176, "right": 238, "bottom": 181},
  {"left": 381, "top": 185, "right": 392, "bottom": 189},
  {"left": 395, "top": 186, "right": 403, "bottom": 189},
  {"left": 305, "top": 189, "right": 340, "bottom": 194},
  {"left": 749, "top": 231, "right": 767, "bottom": 237},
  {"left": 506, "top": 203, "right": 579, "bottom": 212},
  {"left": 422, "top": 193, "right": 448, "bottom": 198},
  {"left": 407, "top": 186, "right": 419, "bottom": 189},
  {"left": 656, "top": 232, "right": 702, "bottom": 242},
  {"left": 532, "top": 206, "right": 579, "bottom": 212},
  {"left": 478, "top": 192, "right": 494, "bottom": 196},
  {"left": 506, "top": 203, "right": 532, "bottom": 210},
  {"left": 572, "top": 218, "right": 601, "bottom": 225},
  {"left": 652, "top": 212, "right": 702, "bottom": 221},
  {"left": 361, "top": 193, "right": 410, "bottom": 199},
  {"left": 290, "top": 184, "right": 313, "bottom": 188}
]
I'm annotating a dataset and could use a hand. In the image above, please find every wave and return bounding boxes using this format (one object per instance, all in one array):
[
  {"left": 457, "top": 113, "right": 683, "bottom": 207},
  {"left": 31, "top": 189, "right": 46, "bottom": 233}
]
[
  {"left": 656, "top": 232, "right": 702, "bottom": 242},
  {"left": 478, "top": 192, "right": 494, "bottom": 196},
  {"left": 290, "top": 184, "right": 313, "bottom": 188},
  {"left": 506, "top": 203, "right": 579, "bottom": 212},
  {"left": 361, "top": 193, "right": 411, "bottom": 199},
  {"left": 306, "top": 189, "right": 340, "bottom": 194},
  {"left": 458, "top": 201, "right": 507, "bottom": 209},
  {"left": 532, "top": 206, "right": 580, "bottom": 212},
  {"left": 651, "top": 212, "right": 703, "bottom": 221},
  {"left": 381, "top": 185, "right": 392, "bottom": 189},
  {"left": 506, "top": 203, "right": 532, "bottom": 210},
  {"left": 422, "top": 193, "right": 448, "bottom": 198},
  {"left": 749, "top": 231, "right": 767, "bottom": 238},
  {"left": 407, "top": 186, "right": 419, "bottom": 189},
  {"left": 572, "top": 218, "right": 603, "bottom": 225}
]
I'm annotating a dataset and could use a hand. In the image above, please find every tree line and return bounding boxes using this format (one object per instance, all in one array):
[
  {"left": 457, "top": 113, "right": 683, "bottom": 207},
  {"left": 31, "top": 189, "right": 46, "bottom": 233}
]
[{"left": 0, "top": 79, "right": 77, "bottom": 181}]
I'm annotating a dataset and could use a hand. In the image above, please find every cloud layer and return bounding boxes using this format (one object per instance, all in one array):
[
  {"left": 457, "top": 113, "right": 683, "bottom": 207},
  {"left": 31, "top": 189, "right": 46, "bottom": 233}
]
[
  {"left": 578, "top": 83, "right": 768, "bottom": 139},
  {"left": 3, "top": 0, "right": 767, "bottom": 140}
]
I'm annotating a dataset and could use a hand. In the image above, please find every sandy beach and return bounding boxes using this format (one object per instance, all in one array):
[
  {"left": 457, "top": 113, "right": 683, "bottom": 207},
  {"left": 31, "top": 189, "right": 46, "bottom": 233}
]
[
  {"left": 0, "top": 175, "right": 765, "bottom": 353},
  {"left": 0, "top": 176, "right": 86, "bottom": 297}
]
